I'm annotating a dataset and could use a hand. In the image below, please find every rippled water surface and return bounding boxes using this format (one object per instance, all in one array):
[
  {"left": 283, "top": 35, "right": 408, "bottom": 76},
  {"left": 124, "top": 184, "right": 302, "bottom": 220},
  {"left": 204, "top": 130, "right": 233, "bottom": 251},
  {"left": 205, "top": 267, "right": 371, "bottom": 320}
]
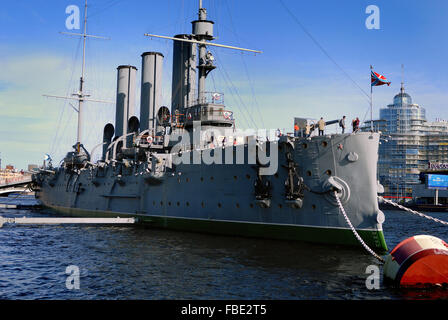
[{"left": 1, "top": 201, "right": 448, "bottom": 299}]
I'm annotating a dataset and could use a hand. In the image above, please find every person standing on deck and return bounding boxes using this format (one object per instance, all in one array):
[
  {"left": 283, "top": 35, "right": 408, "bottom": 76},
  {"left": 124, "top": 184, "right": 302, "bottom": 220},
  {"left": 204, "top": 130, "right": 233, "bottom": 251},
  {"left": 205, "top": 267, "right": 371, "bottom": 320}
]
[
  {"left": 318, "top": 117, "right": 325, "bottom": 136},
  {"left": 339, "top": 116, "right": 346, "bottom": 134},
  {"left": 352, "top": 117, "right": 360, "bottom": 132},
  {"left": 294, "top": 122, "right": 300, "bottom": 137},
  {"left": 305, "top": 123, "right": 311, "bottom": 137}
]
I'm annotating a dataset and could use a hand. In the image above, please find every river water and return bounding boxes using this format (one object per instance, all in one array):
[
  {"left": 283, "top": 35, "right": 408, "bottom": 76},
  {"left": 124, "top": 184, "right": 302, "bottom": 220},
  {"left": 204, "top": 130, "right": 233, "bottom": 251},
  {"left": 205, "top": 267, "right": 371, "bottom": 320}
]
[{"left": 1, "top": 199, "right": 448, "bottom": 300}]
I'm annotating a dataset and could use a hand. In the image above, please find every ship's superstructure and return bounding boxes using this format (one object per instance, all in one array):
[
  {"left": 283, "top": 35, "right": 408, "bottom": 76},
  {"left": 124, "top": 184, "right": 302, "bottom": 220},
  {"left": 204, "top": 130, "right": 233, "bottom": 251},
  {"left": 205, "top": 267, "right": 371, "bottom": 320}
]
[{"left": 32, "top": 1, "right": 387, "bottom": 251}]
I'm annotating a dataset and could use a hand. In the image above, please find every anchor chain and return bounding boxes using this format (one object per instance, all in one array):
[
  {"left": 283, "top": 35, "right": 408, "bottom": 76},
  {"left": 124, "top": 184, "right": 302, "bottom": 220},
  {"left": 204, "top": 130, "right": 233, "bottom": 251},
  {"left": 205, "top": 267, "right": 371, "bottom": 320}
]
[
  {"left": 378, "top": 196, "right": 448, "bottom": 226},
  {"left": 334, "top": 191, "right": 385, "bottom": 263}
]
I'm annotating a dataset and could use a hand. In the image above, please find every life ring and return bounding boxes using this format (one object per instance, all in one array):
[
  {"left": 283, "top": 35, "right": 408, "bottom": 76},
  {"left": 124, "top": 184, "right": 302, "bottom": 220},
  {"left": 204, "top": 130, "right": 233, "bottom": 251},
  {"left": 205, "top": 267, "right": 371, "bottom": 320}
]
[
  {"left": 146, "top": 136, "right": 153, "bottom": 144},
  {"left": 187, "top": 113, "right": 192, "bottom": 120}
]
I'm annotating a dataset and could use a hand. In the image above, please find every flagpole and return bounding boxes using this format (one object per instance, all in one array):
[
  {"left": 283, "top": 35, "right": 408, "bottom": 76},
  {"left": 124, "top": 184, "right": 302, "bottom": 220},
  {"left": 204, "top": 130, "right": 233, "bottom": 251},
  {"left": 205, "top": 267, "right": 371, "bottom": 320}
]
[
  {"left": 370, "top": 65, "right": 373, "bottom": 131},
  {"left": 369, "top": 66, "right": 391, "bottom": 132},
  {"left": 370, "top": 83, "right": 373, "bottom": 131}
]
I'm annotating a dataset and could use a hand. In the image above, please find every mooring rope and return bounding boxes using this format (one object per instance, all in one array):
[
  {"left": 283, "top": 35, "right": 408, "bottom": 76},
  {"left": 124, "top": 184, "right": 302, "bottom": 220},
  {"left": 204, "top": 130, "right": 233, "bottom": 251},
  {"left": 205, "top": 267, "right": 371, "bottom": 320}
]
[
  {"left": 335, "top": 194, "right": 448, "bottom": 263},
  {"left": 334, "top": 191, "right": 385, "bottom": 263},
  {"left": 378, "top": 196, "right": 448, "bottom": 226}
]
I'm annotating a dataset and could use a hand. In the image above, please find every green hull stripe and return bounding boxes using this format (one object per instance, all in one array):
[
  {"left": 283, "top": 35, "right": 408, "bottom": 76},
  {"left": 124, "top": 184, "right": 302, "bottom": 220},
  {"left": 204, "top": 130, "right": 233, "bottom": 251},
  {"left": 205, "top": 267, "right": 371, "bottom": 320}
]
[{"left": 46, "top": 204, "right": 388, "bottom": 252}]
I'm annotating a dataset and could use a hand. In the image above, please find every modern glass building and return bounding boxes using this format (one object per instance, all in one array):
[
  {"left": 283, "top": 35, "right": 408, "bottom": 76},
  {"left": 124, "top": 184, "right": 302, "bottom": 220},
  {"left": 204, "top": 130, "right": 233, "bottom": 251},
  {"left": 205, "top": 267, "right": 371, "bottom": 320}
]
[{"left": 362, "top": 84, "right": 448, "bottom": 201}]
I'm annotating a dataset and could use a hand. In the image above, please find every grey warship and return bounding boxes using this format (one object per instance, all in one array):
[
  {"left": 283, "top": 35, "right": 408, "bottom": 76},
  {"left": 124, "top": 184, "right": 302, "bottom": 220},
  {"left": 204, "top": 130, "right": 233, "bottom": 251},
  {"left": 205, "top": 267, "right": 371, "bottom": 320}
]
[{"left": 32, "top": 1, "right": 388, "bottom": 251}]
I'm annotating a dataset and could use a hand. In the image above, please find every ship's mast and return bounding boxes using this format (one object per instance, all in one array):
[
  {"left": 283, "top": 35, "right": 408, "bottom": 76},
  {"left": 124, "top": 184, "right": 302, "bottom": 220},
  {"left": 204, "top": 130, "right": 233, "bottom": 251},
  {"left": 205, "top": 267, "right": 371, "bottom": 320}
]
[
  {"left": 77, "top": 0, "right": 89, "bottom": 145},
  {"left": 43, "top": 0, "right": 112, "bottom": 151},
  {"left": 196, "top": 1, "right": 208, "bottom": 104},
  {"left": 144, "top": 0, "right": 261, "bottom": 107}
]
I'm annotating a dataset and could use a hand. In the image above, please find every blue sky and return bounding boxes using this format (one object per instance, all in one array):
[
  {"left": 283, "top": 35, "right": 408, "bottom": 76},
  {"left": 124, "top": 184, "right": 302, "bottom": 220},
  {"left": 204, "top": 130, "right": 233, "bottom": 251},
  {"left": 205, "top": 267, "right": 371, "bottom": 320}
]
[{"left": 1, "top": 0, "right": 448, "bottom": 169}]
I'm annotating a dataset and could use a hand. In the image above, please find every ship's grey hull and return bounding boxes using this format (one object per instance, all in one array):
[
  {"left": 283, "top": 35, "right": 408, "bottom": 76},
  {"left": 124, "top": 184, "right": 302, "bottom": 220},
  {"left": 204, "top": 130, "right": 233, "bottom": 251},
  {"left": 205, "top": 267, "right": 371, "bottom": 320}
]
[{"left": 35, "top": 132, "right": 387, "bottom": 251}]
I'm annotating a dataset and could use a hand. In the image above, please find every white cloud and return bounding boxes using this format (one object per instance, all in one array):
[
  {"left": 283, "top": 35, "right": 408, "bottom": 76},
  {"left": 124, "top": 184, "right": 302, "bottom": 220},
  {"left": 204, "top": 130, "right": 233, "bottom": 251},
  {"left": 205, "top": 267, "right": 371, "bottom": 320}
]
[{"left": 0, "top": 51, "right": 116, "bottom": 169}]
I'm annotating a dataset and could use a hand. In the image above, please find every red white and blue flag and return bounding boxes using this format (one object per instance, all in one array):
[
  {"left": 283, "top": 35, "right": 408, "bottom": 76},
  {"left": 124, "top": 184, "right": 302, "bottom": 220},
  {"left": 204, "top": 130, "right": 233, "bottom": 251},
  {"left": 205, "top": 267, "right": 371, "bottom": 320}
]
[{"left": 371, "top": 69, "right": 391, "bottom": 86}]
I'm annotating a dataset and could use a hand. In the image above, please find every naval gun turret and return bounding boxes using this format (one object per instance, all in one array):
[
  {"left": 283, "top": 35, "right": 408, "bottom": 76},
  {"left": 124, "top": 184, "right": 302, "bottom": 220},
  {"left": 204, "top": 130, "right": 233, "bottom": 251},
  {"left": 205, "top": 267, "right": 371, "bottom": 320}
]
[{"left": 63, "top": 142, "right": 90, "bottom": 170}]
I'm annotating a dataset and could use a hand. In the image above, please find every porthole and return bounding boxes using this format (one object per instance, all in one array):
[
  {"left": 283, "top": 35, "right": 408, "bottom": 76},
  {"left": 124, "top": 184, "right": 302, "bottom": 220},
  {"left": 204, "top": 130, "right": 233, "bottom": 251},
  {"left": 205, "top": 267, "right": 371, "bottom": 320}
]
[
  {"left": 246, "top": 174, "right": 251, "bottom": 179},
  {"left": 325, "top": 170, "right": 332, "bottom": 176},
  {"left": 322, "top": 141, "right": 328, "bottom": 147},
  {"left": 250, "top": 203, "right": 254, "bottom": 208},
  {"left": 201, "top": 202, "right": 205, "bottom": 208},
  {"left": 312, "top": 204, "right": 316, "bottom": 210},
  {"left": 306, "top": 171, "right": 312, "bottom": 176},
  {"left": 186, "top": 202, "right": 190, "bottom": 207},
  {"left": 210, "top": 176, "right": 214, "bottom": 181},
  {"left": 160, "top": 201, "right": 163, "bottom": 206},
  {"left": 200, "top": 177, "right": 204, "bottom": 182},
  {"left": 302, "top": 143, "right": 308, "bottom": 149},
  {"left": 236, "top": 203, "right": 240, "bottom": 208},
  {"left": 234, "top": 176, "right": 238, "bottom": 180},
  {"left": 218, "top": 203, "right": 222, "bottom": 208},
  {"left": 177, "top": 202, "right": 180, "bottom": 206},
  {"left": 278, "top": 204, "right": 282, "bottom": 209}
]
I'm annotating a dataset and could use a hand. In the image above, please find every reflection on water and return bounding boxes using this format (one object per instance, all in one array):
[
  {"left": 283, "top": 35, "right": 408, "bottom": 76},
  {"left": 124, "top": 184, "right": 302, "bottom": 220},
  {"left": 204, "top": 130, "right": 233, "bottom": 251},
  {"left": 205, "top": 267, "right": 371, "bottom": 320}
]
[{"left": 1, "top": 205, "right": 448, "bottom": 299}]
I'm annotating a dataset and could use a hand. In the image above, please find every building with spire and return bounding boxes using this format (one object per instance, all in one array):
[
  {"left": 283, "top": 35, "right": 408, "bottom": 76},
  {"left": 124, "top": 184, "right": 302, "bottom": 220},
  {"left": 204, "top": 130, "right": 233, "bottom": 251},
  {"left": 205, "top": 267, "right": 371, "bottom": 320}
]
[{"left": 363, "top": 82, "right": 448, "bottom": 201}]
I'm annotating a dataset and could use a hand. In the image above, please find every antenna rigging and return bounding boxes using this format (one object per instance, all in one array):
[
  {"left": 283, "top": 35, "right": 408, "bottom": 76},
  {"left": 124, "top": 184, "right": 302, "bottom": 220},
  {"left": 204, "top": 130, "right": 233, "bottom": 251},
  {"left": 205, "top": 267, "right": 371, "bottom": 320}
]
[{"left": 278, "top": 0, "right": 371, "bottom": 103}]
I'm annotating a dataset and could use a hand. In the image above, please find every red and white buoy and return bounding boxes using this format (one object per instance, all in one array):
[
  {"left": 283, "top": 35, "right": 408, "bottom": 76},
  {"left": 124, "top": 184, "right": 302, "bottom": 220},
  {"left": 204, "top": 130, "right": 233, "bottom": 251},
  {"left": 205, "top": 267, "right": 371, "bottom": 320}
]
[{"left": 383, "top": 235, "right": 448, "bottom": 287}]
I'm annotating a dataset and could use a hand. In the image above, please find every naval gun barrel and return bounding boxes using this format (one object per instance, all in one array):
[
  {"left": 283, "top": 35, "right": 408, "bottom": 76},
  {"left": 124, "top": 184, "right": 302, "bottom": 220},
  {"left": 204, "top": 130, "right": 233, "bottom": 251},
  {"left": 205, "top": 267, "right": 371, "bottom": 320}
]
[
  {"left": 325, "top": 119, "right": 339, "bottom": 126},
  {"left": 310, "top": 119, "right": 339, "bottom": 129},
  {"left": 307, "top": 119, "right": 340, "bottom": 135}
]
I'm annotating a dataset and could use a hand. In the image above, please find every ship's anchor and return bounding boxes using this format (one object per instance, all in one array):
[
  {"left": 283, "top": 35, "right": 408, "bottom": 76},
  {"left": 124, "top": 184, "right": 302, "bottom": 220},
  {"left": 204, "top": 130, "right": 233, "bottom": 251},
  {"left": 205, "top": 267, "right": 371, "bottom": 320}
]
[
  {"left": 254, "top": 174, "right": 272, "bottom": 208},
  {"left": 283, "top": 151, "right": 305, "bottom": 209},
  {"left": 253, "top": 143, "right": 272, "bottom": 208}
]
